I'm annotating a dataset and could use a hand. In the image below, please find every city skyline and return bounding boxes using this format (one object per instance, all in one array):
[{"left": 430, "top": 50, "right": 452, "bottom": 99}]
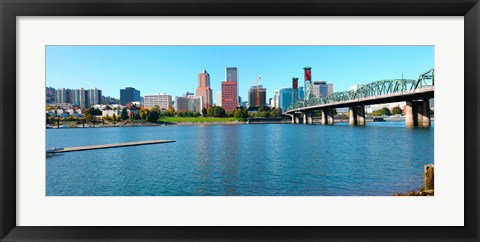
[{"left": 46, "top": 46, "right": 434, "bottom": 103}]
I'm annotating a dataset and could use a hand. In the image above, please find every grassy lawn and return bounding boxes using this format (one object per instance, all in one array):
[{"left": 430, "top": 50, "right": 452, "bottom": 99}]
[{"left": 163, "top": 117, "right": 238, "bottom": 123}]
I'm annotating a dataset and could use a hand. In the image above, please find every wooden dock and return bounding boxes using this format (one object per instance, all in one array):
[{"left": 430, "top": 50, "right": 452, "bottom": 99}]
[{"left": 46, "top": 140, "right": 175, "bottom": 154}]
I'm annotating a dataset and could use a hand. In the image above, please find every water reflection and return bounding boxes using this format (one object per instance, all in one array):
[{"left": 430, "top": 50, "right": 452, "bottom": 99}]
[{"left": 46, "top": 123, "right": 434, "bottom": 196}]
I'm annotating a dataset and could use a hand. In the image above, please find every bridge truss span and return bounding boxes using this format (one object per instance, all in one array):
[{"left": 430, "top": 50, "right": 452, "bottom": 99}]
[
  {"left": 285, "top": 68, "right": 434, "bottom": 113},
  {"left": 284, "top": 68, "right": 434, "bottom": 127}
]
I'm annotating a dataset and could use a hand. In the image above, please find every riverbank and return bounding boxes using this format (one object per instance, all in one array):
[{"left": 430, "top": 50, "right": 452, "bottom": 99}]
[
  {"left": 393, "top": 164, "right": 434, "bottom": 196},
  {"left": 393, "top": 189, "right": 434, "bottom": 196},
  {"left": 47, "top": 117, "right": 246, "bottom": 128}
]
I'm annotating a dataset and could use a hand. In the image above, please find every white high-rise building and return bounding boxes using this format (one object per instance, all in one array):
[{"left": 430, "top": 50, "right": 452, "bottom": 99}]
[
  {"left": 143, "top": 93, "right": 172, "bottom": 110},
  {"left": 216, "top": 92, "right": 222, "bottom": 106},
  {"left": 88, "top": 88, "right": 102, "bottom": 106},
  {"left": 273, "top": 90, "right": 279, "bottom": 109}
]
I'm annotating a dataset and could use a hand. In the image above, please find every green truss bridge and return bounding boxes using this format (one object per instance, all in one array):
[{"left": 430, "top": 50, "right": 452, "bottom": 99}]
[{"left": 284, "top": 68, "right": 434, "bottom": 127}]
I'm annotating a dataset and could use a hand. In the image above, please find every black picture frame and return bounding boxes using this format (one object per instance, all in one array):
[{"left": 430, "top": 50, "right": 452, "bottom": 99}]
[{"left": 1, "top": 0, "right": 478, "bottom": 241}]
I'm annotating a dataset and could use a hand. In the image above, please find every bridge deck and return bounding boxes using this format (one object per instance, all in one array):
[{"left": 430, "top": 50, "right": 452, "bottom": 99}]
[
  {"left": 46, "top": 140, "right": 175, "bottom": 154},
  {"left": 285, "top": 87, "right": 434, "bottom": 114}
]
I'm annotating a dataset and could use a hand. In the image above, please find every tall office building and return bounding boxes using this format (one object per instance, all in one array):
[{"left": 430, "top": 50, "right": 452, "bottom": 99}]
[
  {"left": 55, "top": 88, "right": 72, "bottom": 104},
  {"left": 279, "top": 87, "right": 304, "bottom": 111},
  {"left": 226, "top": 67, "right": 239, "bottom": 103},
  {"left": 248, "top": 85, "right": 267, "bottom": 107},
  {"left": 273, "top": 90, "right": 280, "bottom": 109},
  {"left": 183, "top": 91, "right": 194, "bottom": 97},
  {"left": 144, "top": 93, "right": 172, "bottom": 110},
  {"left": 196, "top": 68, "right": 213, "bottom": 109},
  {"left": 221, "top": 81, "right": 237, "bottom": 111},
  {"left": 312, "top": 81, "right": 329, "bottom": 98},
  {"left": 328, "top": 84, "right": 334, "bottom": 96},
  {"left": 216, "top": 92, "right": 222, "bottom": 106},
  {"left": 73, "top": 88, "right": 88, "bottom": 108},
  {"left": 88, "top": 88, "right": 102, "bottom": 106},
  {"left": 174, "top": 96, "right": 203, "bottom": 112},
  {"left": 120, "top": 87, "right": 141, "bottom": 105}
]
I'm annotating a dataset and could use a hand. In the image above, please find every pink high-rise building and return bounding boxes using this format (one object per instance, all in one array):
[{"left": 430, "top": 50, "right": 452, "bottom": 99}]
[
  {"left": 196, "top": 68, "right": 213, "bottom": 109},
  {"left": 221, "top": 81, "right": 238, "bottom": 111}
]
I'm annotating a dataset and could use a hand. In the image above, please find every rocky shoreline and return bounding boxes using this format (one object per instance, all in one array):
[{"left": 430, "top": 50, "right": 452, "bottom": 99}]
[{"left": 393, "top": 164, "right": 434, "bottom": 196}]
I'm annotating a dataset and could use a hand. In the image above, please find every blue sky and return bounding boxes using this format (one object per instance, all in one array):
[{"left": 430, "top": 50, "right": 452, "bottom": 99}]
[{"left": 46, "top": 46, "right": 434, "bottom": 102}]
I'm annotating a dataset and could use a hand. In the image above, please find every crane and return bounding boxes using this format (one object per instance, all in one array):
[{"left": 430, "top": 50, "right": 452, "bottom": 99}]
[{"left": 251, "top": 77, "right": 261, "bottom": 106}]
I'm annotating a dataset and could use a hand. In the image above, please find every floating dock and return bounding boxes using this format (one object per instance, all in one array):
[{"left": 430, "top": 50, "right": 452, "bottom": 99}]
[{"left": 46, "top": 140, "right": 175, "bottom": 154}]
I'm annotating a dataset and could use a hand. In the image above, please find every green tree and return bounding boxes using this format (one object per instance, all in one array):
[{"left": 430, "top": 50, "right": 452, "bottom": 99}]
[
  {"left": 86, "top": 114, "right": 94, "bottom": 123},
  {"left": 392, "top": 106, "right": 402, "bottom": 115},
  {"left": 381, "top": 107, "right": 392, "bottom": 116},
  {"left": 207, "top": 106, "right": 226, "bottom": 117},
  {"left": 139, "top": 108, "right": 149, "bottom": 120},
  {"left": 225, "top": 110, "right": 235, "bottom": 117},
  {"left": 234, "top": 108, "right": 248, "bottom": 121},
  {"left": 121, "top": 108, "right": 128, "bottom": 120},
  {"left": 94, "top": 108, "right": 102, "bottom": 115},
  {"left": 151, "top": 105, "right": 160, "bottom": 113},
  {"left": 270, "top": 108, "right": 282, "bottom": 118},
  {"left": 255, "top": 111, "right": 270, "bottom": 118},
  {"left": 148, "top": 110, "right": 160, "bottom": 122},
  {"left": 166, "top": 107, "right": 176, "bottom": 117},
  {"left": 201, "top": 107, "right": 207, "bottom": 117}
]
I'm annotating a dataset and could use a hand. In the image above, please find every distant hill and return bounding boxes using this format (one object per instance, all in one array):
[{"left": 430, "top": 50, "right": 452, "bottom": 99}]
[
  {"left": 46, "top": 87, "right": 56, "bottom": 103},
  {"left": 102, "top": 96, "right": 120, "bottom": 105}
]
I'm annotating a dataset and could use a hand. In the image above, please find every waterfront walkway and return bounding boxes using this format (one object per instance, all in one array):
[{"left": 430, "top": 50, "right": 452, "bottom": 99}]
[{"left": 46, "top": 140, "right": 175, "bottom": 154}]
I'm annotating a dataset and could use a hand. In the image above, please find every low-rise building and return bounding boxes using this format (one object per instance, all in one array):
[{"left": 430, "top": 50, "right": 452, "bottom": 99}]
[
  {"left": 143, "top": 93, "right": 172, "bottom": 110},
  {"left": 174, "top": 96, "right": 203, "bottom": 112}
]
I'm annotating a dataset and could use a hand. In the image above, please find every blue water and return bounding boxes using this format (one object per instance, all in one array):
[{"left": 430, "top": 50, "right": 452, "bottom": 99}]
[{"left": 46, "top": 122, "right": 434, "bottom": 196}]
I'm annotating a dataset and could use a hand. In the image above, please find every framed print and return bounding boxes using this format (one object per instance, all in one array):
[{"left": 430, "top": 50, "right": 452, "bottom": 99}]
[{"left": 1, "top": 0, "right": 479, "bottom": 241}]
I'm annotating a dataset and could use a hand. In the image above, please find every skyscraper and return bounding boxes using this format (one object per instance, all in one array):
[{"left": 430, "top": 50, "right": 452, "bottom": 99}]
[
  {"left": 196, "top": 68, "right": 213, "bottom": 109},
  {"left": 73, "top": 88, "right": 88, "bottom": 108},
  {"left": 273, "top": 90, "right": 280, "bottom": 109},
  {"left": 248, "top": 85, "right": 267, "bottom": 107},
  {"left": 312, "top": 81, "right": 329, "bottom": 98},
  {"left": 55, "top": 88, "right": 71, "bottom": 104},
  {"left": 88, "top": 88, "right": 102, "bottom": 106},
  {"left": 216, "top": 92, "right": 222, "bottom": 106},
  {"left": 120, "top": 87, "right": 141, "bottom": 105},
  {"left": 226, "top": 67, "right": 239, "bottom": 102},
  {"left": 279, "top": 87, "right": 304, "bottom": 111},
  {"left": 221, "top": 81, "right": 237, "bottom": 111},
  {"left": 328, "top": 84, "right": 334, "bottom": 96}
]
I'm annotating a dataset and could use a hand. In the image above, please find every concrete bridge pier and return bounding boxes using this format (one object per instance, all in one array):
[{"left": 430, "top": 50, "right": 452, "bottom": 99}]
[
  {"left": 295, "top": 114, "right": 301, "bottom": 124},
  {"left": 349, "top": 106, "right": 365, "bottom": 126},
  {"left": 356, "top": 106, "right": 365, "bottom": 126},
  {"left": 288, "top": 114, "right": 295, "bottom": 124},
  {"left": 308, "top": 113, "right": 313, "bottom": 124},
  {"left": 302, "top": 112, "right": 313, "bottom": 124},
  {"left": 422, "top": 99, "right": 431, "bottom": 127},
  {"left": 321, "top": 108, "right": 334, "bottom": 125},
  {"left": 349, "top": 107, "right": 357, "bottom": 125},
  {"left": 406, "top": 100, "right": 431, "bottom": 127}
]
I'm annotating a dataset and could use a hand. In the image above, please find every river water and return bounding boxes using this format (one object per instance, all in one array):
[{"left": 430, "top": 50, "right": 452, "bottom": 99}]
[{"left": 46, "top": 122, "right": 434, "bottom": 196}]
